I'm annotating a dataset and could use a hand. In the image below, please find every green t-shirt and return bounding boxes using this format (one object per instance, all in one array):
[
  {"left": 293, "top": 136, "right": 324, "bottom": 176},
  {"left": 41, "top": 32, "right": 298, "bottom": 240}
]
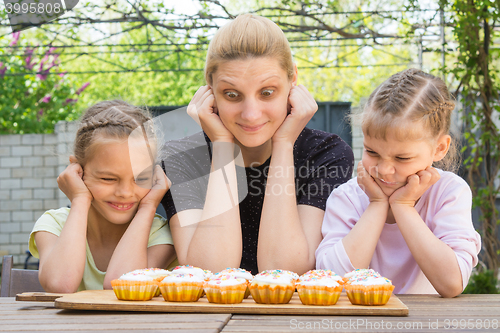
[{"left": 29, "top": 207, "right": 174, "bottom": 291}]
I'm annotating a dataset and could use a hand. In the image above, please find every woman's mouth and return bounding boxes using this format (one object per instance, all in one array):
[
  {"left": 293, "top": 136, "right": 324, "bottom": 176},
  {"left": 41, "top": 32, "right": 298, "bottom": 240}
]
[
  {"left": 239, "top": 123, "right": 266, "bottom": 132},
  {"left": 107, "top": 202, "right": 135, "bottom": 211}
]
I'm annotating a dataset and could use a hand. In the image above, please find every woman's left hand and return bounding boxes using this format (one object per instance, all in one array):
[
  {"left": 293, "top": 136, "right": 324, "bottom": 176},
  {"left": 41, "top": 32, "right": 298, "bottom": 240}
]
[
  {"left": 139, "top": 165, "right": 172, "bottom": 210},
  {"left": 272, "top": 85, "right": 318, "bottom": 145},
  {"left": 389, "top": 166, "right": 440, "bottom": 207}
]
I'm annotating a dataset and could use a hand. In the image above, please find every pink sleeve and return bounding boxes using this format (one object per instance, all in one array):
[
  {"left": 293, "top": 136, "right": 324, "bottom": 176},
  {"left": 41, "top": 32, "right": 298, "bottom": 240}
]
[
  {"left": 315, "top": 180, "right": 365, "bottom": 275},
  {"left": 429, "top": 176, "right": 481, "bottom": 291}
]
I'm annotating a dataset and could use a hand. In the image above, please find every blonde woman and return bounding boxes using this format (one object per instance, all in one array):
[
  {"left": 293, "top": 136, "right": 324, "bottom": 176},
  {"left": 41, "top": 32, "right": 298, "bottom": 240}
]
[{"left": 161, "top": 14, "right": 354, "bottom": 275}]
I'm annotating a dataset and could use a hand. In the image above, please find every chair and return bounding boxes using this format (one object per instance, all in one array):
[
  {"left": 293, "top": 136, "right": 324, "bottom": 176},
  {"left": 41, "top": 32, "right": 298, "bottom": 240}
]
[{"left": 1, "top": 255, "right": 45, "bottom": 297}]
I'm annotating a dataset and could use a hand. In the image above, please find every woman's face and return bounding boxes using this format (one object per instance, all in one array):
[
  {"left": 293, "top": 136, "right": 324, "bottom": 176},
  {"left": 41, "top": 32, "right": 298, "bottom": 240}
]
[{"left": 211, "top": 57, "right": 296, "bottom": 148}]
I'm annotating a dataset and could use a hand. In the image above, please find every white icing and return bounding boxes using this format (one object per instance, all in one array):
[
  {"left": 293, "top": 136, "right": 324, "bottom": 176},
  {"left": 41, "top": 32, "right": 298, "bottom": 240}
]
[
  {"left": 206, "top": 277, "right": 247, "bottom": 287},
  {"left": 350, "top": 276, "right": 391, "bottom": 286},
  {"left": 161, "top": 273, "right": 204, "bottom": 283},
  {"left": 172, "top": 266, "right": 210, "bottom": 279},
  {"left": 296, "top": 277, "right": 341, "bottom": 288},
  {"left": 216, "top": 269, "right": 253, "bottom": 281},
  {"left": 118, "top": 273, "right": 155, "bottom": 281}
]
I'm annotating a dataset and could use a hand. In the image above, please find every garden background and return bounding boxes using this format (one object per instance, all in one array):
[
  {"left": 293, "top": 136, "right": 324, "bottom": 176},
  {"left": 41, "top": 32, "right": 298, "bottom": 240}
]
[{"left": 0, "top": 0, "right": 498, "bottom": 293}]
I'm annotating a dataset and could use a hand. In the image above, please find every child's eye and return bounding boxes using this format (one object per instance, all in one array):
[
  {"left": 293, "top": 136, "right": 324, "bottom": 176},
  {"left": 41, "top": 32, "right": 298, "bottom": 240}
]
[
  {"left": 101, "top": 178, "right": 116, "bottom": 181},
  {"left": 365, "top": 150, "right": 377, "bottom": 155},
  {"left": 135, "top": 177, "right": 151, "bottom": 184},
  {"left": 396, "top": 157, "right": 411, "bottom": 161},
  {"left": 225, "top": 91, "right": 239, "bottom": 98},
  {"left": 262, "top": 89, "right": 274, "bottom": 97}
]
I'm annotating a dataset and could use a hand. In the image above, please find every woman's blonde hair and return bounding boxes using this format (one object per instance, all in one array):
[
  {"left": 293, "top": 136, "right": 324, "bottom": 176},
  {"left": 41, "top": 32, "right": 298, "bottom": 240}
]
[
  {"left": 74, "top": 100, "right": 156, "bottom": 166},
  {"left": 359, "top": 68, "right": 460, "bottom": 172},
  {"left": 205, "top": 13, "right": 294, "bottom": 85}
]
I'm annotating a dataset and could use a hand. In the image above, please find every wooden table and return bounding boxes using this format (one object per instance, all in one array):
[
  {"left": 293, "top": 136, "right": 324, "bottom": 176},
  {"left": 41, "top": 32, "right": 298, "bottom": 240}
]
[{"left": 1, "top": 295, "right": 500, "bottom": 332}]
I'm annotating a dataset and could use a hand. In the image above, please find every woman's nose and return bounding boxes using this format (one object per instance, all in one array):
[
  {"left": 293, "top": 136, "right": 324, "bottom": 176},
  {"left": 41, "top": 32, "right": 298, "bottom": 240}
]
[{"left": 240, "top": 98, "right": 262, "bottom": 122}]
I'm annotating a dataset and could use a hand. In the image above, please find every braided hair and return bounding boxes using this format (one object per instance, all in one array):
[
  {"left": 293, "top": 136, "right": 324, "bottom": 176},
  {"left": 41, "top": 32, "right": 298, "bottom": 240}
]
[
  {"left": 360, "top": 68, "right": 459, "bottom": 172},
  {"left": 74, "top": 100, "right": 156, "bottom": 166}
]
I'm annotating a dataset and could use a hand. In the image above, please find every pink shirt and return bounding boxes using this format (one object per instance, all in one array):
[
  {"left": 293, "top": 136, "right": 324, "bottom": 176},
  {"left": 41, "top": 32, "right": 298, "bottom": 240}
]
[{"left": 316, "top": 170, "right": 481, "bottom": 294}]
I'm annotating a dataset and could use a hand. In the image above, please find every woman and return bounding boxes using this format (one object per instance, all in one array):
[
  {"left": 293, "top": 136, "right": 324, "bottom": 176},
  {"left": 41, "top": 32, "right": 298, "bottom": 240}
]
[{"left": 161, "top": 14, "right": 354, "bottom": 275}]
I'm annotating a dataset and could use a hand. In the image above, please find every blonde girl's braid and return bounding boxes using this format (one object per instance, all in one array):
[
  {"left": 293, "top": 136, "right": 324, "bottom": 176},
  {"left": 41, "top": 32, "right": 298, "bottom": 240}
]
[
  {"left": 361, "top": 68, "right": 460, "bottom": 172},
  {"left": 74, "top": 100, "right": 156, "bottom": 166}
]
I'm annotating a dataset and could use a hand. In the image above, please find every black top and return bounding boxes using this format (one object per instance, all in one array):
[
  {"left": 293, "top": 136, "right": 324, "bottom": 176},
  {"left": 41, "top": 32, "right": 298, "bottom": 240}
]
[{"left": 160, "top": 127, "right": 354, "bottom": 274}]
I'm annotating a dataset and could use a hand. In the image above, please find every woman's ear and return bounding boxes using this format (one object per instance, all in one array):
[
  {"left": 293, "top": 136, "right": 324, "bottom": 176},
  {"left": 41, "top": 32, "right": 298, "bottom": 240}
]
[
  {"left": 69, "top": 155, "right": 78, "bottom": 164},
  {"left": 291, "top": 63, "right": 298, "bottom": 87},
  {"left": 433, "top": 135, "right": 451, "bottom": 162}
]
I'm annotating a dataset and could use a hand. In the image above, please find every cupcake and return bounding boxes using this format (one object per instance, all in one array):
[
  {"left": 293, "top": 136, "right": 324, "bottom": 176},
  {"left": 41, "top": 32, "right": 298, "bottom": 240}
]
[
  {"left": 129, "top": 268, "right": 171, "bottom": 296},
  {"left": 343, "top": 270, "right": 395, "bottom": 306},
  {"left": 204, "top": 275, "right": 248, "bottom": 304},
  {"left": 110, "top": 272, "right": 159, "bottom": 301},
  {"left": 171, "top": 265, "right": 212, "bottom": 281},
  {"left": 300, "top": 270, "right": 344, "bottom": 285},
  {"left": 343, "top": 268, "right": 380, "bottom": 284},
  {"left": 213, "top": 268, "right": 253, "bottom": 298},
  {"left": 249, "top": 269, "right": 296, "bottom": 304},
  {"left": 159, "top": 273, "right": 204, "bottom": 302},
  {"left": 296, "top": 275, "right": 343, "bottom": 306}
]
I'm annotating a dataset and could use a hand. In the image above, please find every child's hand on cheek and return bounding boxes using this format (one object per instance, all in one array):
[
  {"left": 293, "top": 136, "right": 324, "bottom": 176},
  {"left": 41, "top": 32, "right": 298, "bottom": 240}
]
[
  {"left": 57, "top": 155, "right": 93, "bottom": 203},
  {"left": 389, "top": 166, "right": 440, "bottom": 207},
  {"left": 357, "top": 161, "right": 388, "bottom": 203},
  {"left": 139, "top": 165, "right": 171, "bottom": 210}
]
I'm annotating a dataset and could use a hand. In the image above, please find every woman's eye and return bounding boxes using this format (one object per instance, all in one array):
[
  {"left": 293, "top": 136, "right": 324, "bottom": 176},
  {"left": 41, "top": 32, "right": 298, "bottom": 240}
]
[
  {"left": 225, "top": 91, "right": 239, "bottom": 98},
  {"left": 262, "top": 89, "right": 274, "bottom": 96}
]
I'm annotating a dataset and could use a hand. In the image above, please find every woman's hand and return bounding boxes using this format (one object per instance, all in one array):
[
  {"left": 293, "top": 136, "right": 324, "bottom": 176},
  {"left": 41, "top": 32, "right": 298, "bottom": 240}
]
[
  {"left": 139, "top": 165, "right": 171, "bottom": 210},
  {"left": 357, "top": 161, "right": 389, "bottom": 203},
  {"left": 187, "top": 85, "right": 234, "bottom": 142},
  {"left": 389, "top": 166, "right": 440, "bottom": 207},
  {"left": 272, "top": 85, "right": 318, "bottom": 145},
  {"left": 57, "top": 155, "right": 93, "bottom": 203}
]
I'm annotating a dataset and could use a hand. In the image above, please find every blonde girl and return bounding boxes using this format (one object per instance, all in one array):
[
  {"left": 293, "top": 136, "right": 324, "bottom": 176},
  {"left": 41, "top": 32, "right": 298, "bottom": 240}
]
[
  {"left": 316, "top": 69, "right": 481, "bottom": 297},
  {"left": 29, "top": 100, "right": 176, "bottom": 293}
]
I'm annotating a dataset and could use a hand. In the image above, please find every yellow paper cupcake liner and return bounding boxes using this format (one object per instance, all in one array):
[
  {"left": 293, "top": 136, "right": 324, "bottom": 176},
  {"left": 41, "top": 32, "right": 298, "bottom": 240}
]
[
  {"left": 203, "top": 282, "right": 247, "bottom": 304},
  {"left": 296, "top": 284, "right": 343, "bottom": 306},
  {"left": 249, "top": 282, "right": 295, "bottom": 304},
  {"left": 110, "top": 279, "right": 159, "bottom": 301},
  {"left": 159, "top": 281, "right": 204, "bottom": 302},
  {"left": 344, "top": 284, "right": 395, "bottom": 305}
]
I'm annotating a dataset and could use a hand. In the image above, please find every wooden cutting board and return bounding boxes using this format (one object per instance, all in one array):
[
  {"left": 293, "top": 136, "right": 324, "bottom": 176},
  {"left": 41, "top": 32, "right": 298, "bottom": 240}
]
[
  {"left": 55, "top": 290, "right": 408, "bottom": 316},
  {"left": 16, "top": 292, "right": 66, "bottom": 302}
]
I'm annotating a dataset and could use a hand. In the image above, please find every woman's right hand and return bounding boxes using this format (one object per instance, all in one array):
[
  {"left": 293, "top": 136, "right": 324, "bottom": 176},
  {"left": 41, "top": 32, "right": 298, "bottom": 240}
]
[
  {"left": 187, "top": 85, "right": 234, "bottom": 142},
  {"left": 356, "top": 161, "right": 388, "bottom": 203},
  {"left": 57, "top": 155, "right": 93, "bottom": 203}
]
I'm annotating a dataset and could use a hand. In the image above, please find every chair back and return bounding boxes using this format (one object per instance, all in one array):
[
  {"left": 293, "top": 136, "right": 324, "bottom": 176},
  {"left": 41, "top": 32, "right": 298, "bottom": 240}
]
[{"left": 1, "top": 255, "right": 45, "bottom": 297}]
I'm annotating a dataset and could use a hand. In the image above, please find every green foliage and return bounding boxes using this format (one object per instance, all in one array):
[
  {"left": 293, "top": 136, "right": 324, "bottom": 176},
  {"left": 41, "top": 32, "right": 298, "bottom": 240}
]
[
  {"left": 463, "top": 270, "right": 499, "bottom": 294},
  {"left": 0, "top": 34, "right": 87, "bottom": 134}
]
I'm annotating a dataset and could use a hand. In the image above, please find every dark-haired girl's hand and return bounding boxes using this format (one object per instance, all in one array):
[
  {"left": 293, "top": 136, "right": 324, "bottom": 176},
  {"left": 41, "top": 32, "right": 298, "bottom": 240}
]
[
  {"left": 138, "top": 165, "right": 171, "bottom": 210},
  {"left": 57, "top": 155, "right": 93, "bottom": 203},
  {"left": 187, "top": 85, "right": 234, "bottom": 142},
  {"left": 357, "top": 161, "right": 389, "bottom": 203},
  {"left": 272, "top": 85, "right": 317, "bottom": 145},
  {"left": 389, "top": 166, "right": 440, "bottom": 207}
]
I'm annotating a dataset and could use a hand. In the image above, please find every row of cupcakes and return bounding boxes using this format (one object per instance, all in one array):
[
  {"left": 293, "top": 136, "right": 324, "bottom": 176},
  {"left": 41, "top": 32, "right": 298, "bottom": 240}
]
[{"left": 110, "top": 266, "right": 394, "bottom": 306}]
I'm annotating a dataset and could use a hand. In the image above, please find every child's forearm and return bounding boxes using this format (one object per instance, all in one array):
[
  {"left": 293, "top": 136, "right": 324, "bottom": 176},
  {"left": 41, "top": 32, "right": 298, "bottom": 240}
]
[
  {"left": 103, "top": 204, "right": 156, "bottom": 289},
  {"left": 38, "top": 197, "right": 90, "bottom": 293},
  {"left": 391, "top": 204, "right": 463, "bottom": 297},
  {"left": 342, "top": 201, "right": 389, "bottom": 269}
]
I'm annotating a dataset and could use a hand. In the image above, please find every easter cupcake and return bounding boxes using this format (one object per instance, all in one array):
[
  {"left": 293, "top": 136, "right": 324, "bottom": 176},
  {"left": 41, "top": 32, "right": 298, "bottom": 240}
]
[
  {"left": 300, "top": 270, "right": 344, "bottom": 285},
  {"left": 296, "top": 275, "right": 343, "bottom": 306},
  {"left": 111, "top": 272, "right": 159, "bottom": 301},
  {"left": 204, "top": 275, "right": 248, "bottom": 304},
  {"left": 129, "top": 268, "right": 171, "bottom": 296},
  {"left": 249, "top": 269, "right": 296, "bottom": 304},
  {"left": 344, "top": 270, "right": 395, "bottom": 306},
  {"left": 159, "top": 273, "right": 204, "bottom": 302},
  {"left": 171, "top": 265, "right": 212, "bottom": 281},
  {"left": 213, "top": 268, "right": 253, "bottom": 298}
]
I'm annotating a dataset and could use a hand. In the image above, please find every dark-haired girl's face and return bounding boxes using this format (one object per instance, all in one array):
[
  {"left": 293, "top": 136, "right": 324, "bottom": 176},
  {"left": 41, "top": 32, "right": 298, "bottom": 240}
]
[{"left": 211, "top": 57, "right": 295, "bottom": 148}]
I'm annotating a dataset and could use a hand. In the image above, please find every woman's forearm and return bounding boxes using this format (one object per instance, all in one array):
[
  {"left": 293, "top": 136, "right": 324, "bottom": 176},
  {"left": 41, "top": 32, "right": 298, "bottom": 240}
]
[
  {"left": 177, "top": 142, "right": 242, "bottom": 272},
  {"left": 257, "top": 142, "right": 311, "bottom": 273},
  {"left": 391, "top": 204, "right": 463, "bottom": 297},
  {"left": 38, "top": 197, "right": 90, "bottom": 293}
]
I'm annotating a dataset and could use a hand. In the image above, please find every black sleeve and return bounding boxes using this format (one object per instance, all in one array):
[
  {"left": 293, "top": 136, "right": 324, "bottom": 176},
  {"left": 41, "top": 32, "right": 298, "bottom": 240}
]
[
  {"left": 160, "top": 132, "right": 212, "bottom": 220},
  {"left": 294, "top": 129, "right": 354, "bottom": 210}
]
